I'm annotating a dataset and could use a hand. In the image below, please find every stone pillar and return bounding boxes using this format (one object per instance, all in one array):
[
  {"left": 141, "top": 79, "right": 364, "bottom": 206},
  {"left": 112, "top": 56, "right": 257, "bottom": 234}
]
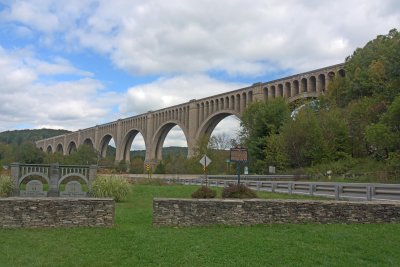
[
  {"left": 10, "top": 162, "right": 20, "bottom": 196},
  {"left": 77, "top": 131, "right": 82, "bottom": 147},
  {"left": 63, "top": 135, "right": 68, "bottom": 156},
  {"left": 145, "top": 112, "right": 155, "bottom": 164},
  {"left": 251, "top": 85, "right": 264, "bottom": 102},
  {"left": 187, "top": 100, "right": 199, "bottom": 158},
  {"left": 115, "top": 119, "right": 123, "bottom": 163},
  {"left": 88, "top": 165, "right": 97, "bottom": 194},
  {"left": 94, "top": 126, "right": 99, "bottom": 152},
  {"left": 47, "top": 163, "right": 60, "bottom": 197}
]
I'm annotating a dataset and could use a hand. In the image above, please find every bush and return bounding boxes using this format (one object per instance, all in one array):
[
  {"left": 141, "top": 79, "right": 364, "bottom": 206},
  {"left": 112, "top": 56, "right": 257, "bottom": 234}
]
[
  {"left": 0, "top": 175, "right": 14, "bottom": 197},
  {"left": 222, "top": 184, "right": 257, "bottom": 199},
  {"left": 91, "top": 175, "right": 130, "bottom": 202},
  {"left": 191, "top": 186, "right": 216, "bottom": 199}
]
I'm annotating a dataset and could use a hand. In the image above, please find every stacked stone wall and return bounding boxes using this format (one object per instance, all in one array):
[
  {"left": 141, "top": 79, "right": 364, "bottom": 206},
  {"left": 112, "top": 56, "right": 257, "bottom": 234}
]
[
  {"left": 0, "top": 198, "right": 114, "bottom": 228},
  {"left": 153, "top": 198, "right": 400, "bottom": 226}
]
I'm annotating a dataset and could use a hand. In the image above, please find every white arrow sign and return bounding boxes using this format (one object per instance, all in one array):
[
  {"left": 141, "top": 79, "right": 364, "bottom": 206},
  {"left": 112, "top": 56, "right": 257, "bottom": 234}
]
[{"left": 199, "top": 155, "right": 212, "bottom": 167}]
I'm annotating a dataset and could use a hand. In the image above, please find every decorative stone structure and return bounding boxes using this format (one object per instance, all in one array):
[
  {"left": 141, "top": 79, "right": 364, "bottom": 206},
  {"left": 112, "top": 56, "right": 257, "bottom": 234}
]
[
  {"left": 36, "top": 63, "right": 345, "bottom": 166},
  {"left": 0, "top": 198, "right": 114, "bottom": 229},
  {"left": 153, "top": 198, "right": 400, "bottom": 226},
  {"left": 11, "top": 163, "right": 97, "bottom": 197}
]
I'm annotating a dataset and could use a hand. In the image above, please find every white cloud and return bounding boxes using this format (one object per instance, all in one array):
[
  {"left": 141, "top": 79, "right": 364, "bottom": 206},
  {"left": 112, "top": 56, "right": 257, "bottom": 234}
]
[
  {"left": 0, "top": 46, "right": 119, "bottom": 132},
  {"left": 120, "top": 74, "right": 245, "bottom": 116},
  {"left": 2, "top": 0, "right": 399, "bottom": 76}
]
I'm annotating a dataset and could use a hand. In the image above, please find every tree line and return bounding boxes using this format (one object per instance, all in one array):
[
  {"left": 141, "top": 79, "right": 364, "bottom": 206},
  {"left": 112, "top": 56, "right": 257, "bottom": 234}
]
[{"left": 240, "top": 29, "right": 399, "bottom": 178}]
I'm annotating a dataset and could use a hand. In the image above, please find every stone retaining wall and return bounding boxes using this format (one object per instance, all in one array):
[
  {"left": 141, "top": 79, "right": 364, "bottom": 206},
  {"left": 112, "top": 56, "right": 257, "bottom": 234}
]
[
  {"left": 153, "top": 198, "right": 400, "bottom": 226},
  {"left": 0, "top": 198, "right": 114, "bottom": 229}
]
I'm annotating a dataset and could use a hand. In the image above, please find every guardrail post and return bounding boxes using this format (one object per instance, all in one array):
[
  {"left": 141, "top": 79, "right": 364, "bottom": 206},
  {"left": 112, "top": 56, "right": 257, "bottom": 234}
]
[
  {"left": 272, "top": 183, "right": 276, "bottom": 193},
  {"left": 256, "top": 182, "right": 260, "bottom": 191},
  {"left": 309, "top": 184, "right": 315, "bottom": 196},
  {"left": 288, "top": 183, "right": 293, "bottom": 194},
  {"left": 334, "top": 184, "right": 340, "bottom": 200},
  {"left": 366, "top": 185, "right": 372, "bottom": 201}
]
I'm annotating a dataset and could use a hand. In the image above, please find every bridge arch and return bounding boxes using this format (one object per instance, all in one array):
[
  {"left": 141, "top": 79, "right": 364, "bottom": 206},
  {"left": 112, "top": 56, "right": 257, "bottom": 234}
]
[
  {"left": 120, "top": 129, "right": 147, "bottom": 162},
  {"left": 309, "top": 76, "right": 317, "bottom": 92},
  {"left": 19, "top": 173, "right": 50, "bottom": 186},
  {"left": 83, "top": 138, "right": 94, "bottom": 148},
  {"left": 318, "top": 74, "right": 326, "bottom": 92},
  {"left": 46, "top": 145, "right": 53, "bottom": 153},
  {"left": 196, "top": 110, "right": 241, "bottom": 141},
  {"left": 99, "top": 134, "right": 115, "bottom": 158},
  {"left": 56, "top": 143, "right": 63, "bottom": 154},
  {"left": 293, "top": 80, "right": 299, "bottom": 96},
  {"left": 58, "top": 173, "right": 88, "bottom": 187},
  {"left": 151, "top": 121, "right": 189, "bottom": 160},
  {"left": 67, "top": 141, "right": 77, "bottom": 155}
]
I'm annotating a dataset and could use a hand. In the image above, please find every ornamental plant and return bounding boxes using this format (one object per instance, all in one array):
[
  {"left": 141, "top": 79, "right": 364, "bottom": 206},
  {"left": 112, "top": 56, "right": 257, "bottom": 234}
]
[
  {"left": 191, "top": 186, "right": 216, "bottom": 199},
  {"left": 222, "top": 183, "right": 257, "bottom": 199},
  {"left": 91, "top": 175, "right": 130, "bottom": 202},
  {"left": 0, "top": 175, "right": 14, "bottom": 197}
]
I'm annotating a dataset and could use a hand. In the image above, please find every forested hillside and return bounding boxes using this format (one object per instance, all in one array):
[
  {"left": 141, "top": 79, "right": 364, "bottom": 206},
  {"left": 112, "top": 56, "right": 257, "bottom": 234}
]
[
  {"left": 0, "top": 129, "right": 70, "bottom": 166},
  {"left": 0, "top": 129, "right": 70, "bottom": 145}
]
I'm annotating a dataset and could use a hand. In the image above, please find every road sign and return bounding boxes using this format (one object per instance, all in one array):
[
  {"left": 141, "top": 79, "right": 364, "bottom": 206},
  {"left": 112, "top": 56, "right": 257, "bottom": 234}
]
[
  {"left": 199, "top": 155, "right": 212, "bottom": 167},
  {"left": 230, "top": 147, "right": 248, "bottom": 162}
]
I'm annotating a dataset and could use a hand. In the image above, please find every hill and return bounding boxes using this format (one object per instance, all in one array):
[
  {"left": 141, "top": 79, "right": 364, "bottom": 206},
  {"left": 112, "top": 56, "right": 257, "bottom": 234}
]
[{"left": 0, "top": 129, "right": 70, "bottom": 145}]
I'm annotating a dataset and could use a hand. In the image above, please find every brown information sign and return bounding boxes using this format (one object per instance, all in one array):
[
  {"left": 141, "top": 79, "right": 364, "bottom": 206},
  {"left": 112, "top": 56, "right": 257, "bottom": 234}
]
[{"left": 230, "top": 147, "right": 248, "bottom": 162}]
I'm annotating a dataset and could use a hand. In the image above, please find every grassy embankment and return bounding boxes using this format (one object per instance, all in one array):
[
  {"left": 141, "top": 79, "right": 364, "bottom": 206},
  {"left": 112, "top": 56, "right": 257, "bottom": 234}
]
[{"left": 1, "top": 184, "right": 399, "bottom": 266}]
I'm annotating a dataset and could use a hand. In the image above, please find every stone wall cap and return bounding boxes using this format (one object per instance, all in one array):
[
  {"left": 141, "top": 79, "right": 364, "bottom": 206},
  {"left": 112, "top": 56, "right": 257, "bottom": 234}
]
[
  {"left": 1, "top": 197, "right": 114, "bottom": 201},
  {"left": 153, "top": 197, "right": 400, "bottom": 205}
]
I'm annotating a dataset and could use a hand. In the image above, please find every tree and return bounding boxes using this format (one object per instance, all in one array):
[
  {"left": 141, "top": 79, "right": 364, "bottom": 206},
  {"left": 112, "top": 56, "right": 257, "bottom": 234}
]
[
  {"left": 209, "top": 133, "right": 231, "bottom": 150},
  {"left": 240, "top": 99, "right": 290, "bottom": 173},
  {"left": 365, "top": 123, "right": 397, "bottom": 160},
  {"left": 319, "top": 108, "right": 351, "bottom": 160},
  {"left": 64, "top": 144, "right": 98, "bottom": 165},
  {"left": 329, "top": 29, "right": 400, "bottom": 106},
  {"left": 281, "top": 108, "right": 328, "bottom": 168},
  {"left": 264, "top": 134, "right": 288, "bottom": 171}
]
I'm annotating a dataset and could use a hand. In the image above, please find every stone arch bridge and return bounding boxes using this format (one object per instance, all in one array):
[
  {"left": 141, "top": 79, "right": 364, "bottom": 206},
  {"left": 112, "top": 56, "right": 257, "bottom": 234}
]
[{"left": 36, "top": 63, "right": 345, "bottom": 166}]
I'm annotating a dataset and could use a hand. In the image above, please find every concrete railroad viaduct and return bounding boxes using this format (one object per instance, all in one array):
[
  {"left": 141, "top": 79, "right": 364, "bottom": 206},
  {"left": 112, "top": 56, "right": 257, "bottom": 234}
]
[{"left": 36, "top": 63, "right": 345, "bottom": 166}]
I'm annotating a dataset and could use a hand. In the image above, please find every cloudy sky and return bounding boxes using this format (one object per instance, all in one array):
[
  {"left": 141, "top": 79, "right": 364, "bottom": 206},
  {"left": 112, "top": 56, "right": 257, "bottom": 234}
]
[{"left": 0, "top": 0, "right": 399, "bottom": 148}]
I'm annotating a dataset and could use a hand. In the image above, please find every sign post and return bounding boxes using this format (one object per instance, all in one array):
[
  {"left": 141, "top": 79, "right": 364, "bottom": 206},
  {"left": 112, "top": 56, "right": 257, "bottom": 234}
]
[
  {"left": 199, "top": 155, "right": 212, "bottom": 186},
  {"left": 145, "top": 163, "right": 151, "bottom": 179},
  {"left": 230, "top": 147, "right": 248, "bottom": 184}
]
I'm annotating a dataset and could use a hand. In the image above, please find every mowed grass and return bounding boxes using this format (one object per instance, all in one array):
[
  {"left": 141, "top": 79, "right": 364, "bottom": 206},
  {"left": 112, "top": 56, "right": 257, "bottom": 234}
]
[{"left": 1, "top": 184, "right": 400, "bottom": 267}]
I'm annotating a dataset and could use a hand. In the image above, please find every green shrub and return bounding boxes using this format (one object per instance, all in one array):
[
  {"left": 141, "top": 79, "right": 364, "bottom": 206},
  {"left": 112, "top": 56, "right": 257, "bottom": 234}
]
[
  {"left": 0, "top": 175, "right": 14, "bottom": 197},
  {"left": 91, "top": 175, "right": 130, "bottom": 202},
  {"left": 222, "top": 184, "right": 257, "bottom": 199},
  {"left": 191, "top": 186, "right": 216, "bottom": 199}
]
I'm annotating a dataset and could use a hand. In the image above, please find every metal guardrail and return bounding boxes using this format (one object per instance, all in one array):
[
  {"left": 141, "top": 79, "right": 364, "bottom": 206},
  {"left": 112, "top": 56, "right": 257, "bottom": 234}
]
[
  {"left": 205, "top": 175, "right": 309, "bottom": 181},
  {"left": 131, "top": 177, "right": 400, "bottom": 201}
]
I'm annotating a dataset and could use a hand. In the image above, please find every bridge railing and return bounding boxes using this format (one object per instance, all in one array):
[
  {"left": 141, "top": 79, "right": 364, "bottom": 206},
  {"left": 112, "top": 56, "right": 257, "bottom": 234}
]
[{"left": 129, "top": 177, "right": 400, "bottom": 201}]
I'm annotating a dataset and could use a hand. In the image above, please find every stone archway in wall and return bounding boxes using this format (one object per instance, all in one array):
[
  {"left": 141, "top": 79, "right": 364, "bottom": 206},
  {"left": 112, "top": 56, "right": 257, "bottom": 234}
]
[
  {"left": 151, "top": 122, "right": 189, "bottom": 161},
  {"left": 196, "top": 111, "right": 241, "bottom": 141},
  {"left": 56, "top": 143, "right": 64, "bottom": 154},
  {"left": 120, "top": 129, "right": 147, "bottom": 163},
  {"left": 83, "top": 138, "right": 94, "bottom": 148},
  {"left": 99, "top": 134, "right": 114, "bottom": 158},
  {"left": 46, "top": 145, "right": 53, "bottom": 153},
  {"left": 67, "top": 141, "right": 77, "bottom": 155}
]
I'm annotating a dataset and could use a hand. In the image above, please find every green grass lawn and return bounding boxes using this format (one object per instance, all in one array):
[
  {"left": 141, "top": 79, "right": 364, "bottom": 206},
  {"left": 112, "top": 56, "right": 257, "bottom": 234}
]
[{"left": 1, "top": 184, "right": 400, "bottom": 267}]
